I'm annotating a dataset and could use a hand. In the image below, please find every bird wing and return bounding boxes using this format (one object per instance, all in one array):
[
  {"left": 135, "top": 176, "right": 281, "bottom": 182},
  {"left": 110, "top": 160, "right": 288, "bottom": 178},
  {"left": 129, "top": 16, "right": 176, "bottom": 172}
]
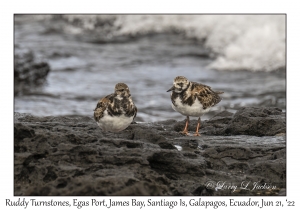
[
  {"left": 93, "top": 96, "right": 111, "bottom": 122},
  {"left": 192, "top": 82, "right": 223, "bottom": 109},
  {"left": 124, "top": 102, "right": 137, "bottom": 119}
]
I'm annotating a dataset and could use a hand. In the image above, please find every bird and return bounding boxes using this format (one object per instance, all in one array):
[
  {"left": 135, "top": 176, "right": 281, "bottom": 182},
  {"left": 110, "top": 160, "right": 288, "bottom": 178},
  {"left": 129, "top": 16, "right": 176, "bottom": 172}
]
[
  {"left": 94, "top": 83, "right": 137, "bottom": 132},
  {"left": 167, "top": 76, "right": 224, "bottom": 136}
]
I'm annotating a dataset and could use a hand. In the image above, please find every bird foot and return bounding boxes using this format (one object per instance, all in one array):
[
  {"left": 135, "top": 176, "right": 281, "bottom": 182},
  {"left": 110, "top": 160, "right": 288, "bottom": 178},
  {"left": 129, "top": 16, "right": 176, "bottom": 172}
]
[
  {"left": 193, "top": 132, "right": 201, "bottom": 136},
  {"left": 180, "top": 131, "right": 189, "bottom": 136}
]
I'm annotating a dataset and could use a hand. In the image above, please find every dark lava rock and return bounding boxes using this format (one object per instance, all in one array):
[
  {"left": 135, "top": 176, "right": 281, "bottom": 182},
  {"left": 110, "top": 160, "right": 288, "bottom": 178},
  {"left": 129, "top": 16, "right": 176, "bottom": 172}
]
[
  {"left": 14, "top": 45, "right": 50, "bottom": 95},
  {"left": 14, "top": 107, "right": 286, "bottom": 196},
  {"left": 193, "top": 107, "right": 285, "bottom": 137},
  {"left": 222, "top": 107, "right": 286, "bottom": 136}
]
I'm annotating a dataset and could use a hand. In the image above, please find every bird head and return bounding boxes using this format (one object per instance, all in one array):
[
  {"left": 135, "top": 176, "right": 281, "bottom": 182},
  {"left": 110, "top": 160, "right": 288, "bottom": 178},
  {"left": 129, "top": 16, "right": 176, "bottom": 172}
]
[
  {"left": 115, "top": 83, "right": 131, "bottom": 97},
  {"left": 167, "top": 76, "right": 190, "bottom": 93}
]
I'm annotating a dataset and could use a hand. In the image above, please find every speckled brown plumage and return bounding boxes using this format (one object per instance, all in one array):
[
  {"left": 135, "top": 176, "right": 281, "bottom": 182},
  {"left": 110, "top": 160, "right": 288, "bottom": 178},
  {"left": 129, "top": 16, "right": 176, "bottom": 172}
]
[
  {"left": 171, "top": 82, "right": 223, "bottom": 109},
  {"left": 94, "top": 83, "right": 137, "bottom": 132},
  {"left": 93, "top": 97, "right": 110, "bottom": 122},
  {"left": 194, "top": 82, "right": 223, "bottom": 104},
  {"left": 167, "top": 76, "right": 224, "bottom": 136}
]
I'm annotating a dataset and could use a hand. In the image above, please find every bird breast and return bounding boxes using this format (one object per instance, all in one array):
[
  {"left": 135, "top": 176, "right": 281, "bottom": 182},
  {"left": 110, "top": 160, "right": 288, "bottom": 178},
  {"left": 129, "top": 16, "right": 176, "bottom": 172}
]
[
  {"left": 172, "top": 96, "right": 211, "bottom": 117},
  {"left": 97, "top": 110, "right": 134, "bottom": 132}
]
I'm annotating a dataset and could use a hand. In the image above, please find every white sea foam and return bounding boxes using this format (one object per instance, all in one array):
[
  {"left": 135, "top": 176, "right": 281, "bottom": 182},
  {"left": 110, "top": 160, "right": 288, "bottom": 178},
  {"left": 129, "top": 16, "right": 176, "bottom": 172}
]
[
  {"left": 21, "top": 15, "right": 286, "bottom": 72},
  {"left": 113, "top": 15, "right": 285, "bottom": 72}
]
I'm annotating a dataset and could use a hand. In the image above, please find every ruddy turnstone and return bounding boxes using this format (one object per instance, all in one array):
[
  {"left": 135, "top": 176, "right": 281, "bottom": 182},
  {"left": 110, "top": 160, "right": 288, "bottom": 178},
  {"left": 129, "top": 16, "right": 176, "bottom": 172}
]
[
  {"left": 167, "top": 76, "right": 224, "bottom": 136},
  {"left": 94, "top": 83, "right": 137, "bottom": 132}
]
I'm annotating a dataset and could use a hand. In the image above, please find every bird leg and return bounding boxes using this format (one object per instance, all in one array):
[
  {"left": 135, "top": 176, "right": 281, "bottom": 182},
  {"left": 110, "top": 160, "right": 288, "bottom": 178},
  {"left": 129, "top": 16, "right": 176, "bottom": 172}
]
[
  {"left": 194, "top": 117, "right": 201, "bottom": 136},
  {"left": 180, "top": 116, "right": 189, "bottom": 135}
]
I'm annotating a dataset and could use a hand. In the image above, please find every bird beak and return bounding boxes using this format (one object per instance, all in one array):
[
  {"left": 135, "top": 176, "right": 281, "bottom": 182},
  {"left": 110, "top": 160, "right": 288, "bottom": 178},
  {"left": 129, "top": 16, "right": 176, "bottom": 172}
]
[{"left": 167, "top": 86, "right": 175, "bottom": 92}]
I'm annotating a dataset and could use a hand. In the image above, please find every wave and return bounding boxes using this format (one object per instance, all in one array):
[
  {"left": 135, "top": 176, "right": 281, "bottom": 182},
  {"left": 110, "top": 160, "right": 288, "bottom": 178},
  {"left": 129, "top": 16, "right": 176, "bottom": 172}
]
[{"left": 22, "top": 15, "right": 286, "bottom": 72}]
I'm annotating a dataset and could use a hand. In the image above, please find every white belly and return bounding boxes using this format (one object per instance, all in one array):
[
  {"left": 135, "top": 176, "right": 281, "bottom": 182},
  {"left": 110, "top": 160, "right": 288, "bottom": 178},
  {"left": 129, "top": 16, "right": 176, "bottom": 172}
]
[
  {"left": 97, "top": 110, "right": 134, "bottom": 132},
  {"left": 172, "top": 97, "right": 211, "bottom": 117}
]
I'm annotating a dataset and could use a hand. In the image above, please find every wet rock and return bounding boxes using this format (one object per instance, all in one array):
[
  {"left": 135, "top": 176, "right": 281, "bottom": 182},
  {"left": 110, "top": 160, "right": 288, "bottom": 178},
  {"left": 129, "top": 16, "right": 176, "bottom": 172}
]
[
  {"left": 278, "top": 188, "right": 286, "bottom": 196},
  {"left": 148, "top": 151, "right": 206, "bottom": 176},
  {"left": 14, "top": 45, "right": 50, "bottom": 95},
  {"left": 206, "top": 110, "right": 234, "bottom": 125},
  {"left": 192, "top": 185, "right": 215, "bottom": 196},
  {"left": 14, "top": 108, "right": 286, "bottom": 196},
  {"left": 158, "top": 142, "right": 176, "bottom": 150},
  {"left": 132, "top": 127, "right": 166, "bottom": 143},
  {"left": 14, "top": 123, "right": 35, "bottom": 141},
  {"left": 110, "top": 181, "right": 167, "bottom": 196},
  {"left": 223, "top": 107, "right": 285, "bottom": 136},
  {"left": 202, "top": 107, "right": 286, "bottom": 136}
]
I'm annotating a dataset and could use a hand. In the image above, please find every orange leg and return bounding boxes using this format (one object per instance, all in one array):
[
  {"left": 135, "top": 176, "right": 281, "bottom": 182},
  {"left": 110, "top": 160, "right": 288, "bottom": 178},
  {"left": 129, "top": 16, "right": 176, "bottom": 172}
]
[
  {"left": 194, "top": 117, "right": 201, "bottom": 136},
  {"left": 180, "top": 116, "right": 189, "bottom": 135}
]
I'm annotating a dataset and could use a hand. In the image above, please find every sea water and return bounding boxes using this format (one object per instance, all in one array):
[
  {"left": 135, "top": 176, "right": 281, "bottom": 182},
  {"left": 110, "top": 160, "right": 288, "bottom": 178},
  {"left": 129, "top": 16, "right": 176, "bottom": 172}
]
[{"left": 14, "top": 15, "right": 286, "bottom": 122}]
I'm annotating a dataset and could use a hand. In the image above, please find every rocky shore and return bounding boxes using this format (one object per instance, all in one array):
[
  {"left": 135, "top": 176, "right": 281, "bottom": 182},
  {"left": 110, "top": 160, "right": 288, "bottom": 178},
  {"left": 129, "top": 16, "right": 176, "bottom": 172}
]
[{"left": 14, "top": 107, "right": 286, "bottom": 196}]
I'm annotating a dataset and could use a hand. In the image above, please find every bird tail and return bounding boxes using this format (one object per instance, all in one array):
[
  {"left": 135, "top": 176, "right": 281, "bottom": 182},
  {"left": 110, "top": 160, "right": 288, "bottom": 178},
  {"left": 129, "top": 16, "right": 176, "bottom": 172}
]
[{"left": 215, "top": 91, "right": 224, "bottom": 94}]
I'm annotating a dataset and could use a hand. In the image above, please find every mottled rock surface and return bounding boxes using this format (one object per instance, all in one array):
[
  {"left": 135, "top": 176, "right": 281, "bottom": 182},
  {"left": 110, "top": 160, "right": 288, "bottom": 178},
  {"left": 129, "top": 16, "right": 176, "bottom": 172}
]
[
  {"left": 175, "top": 107, "right": 286, "bottom": 136},
  {"left": 14, "top": 107, "right": 286, "bottom": 196}
]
